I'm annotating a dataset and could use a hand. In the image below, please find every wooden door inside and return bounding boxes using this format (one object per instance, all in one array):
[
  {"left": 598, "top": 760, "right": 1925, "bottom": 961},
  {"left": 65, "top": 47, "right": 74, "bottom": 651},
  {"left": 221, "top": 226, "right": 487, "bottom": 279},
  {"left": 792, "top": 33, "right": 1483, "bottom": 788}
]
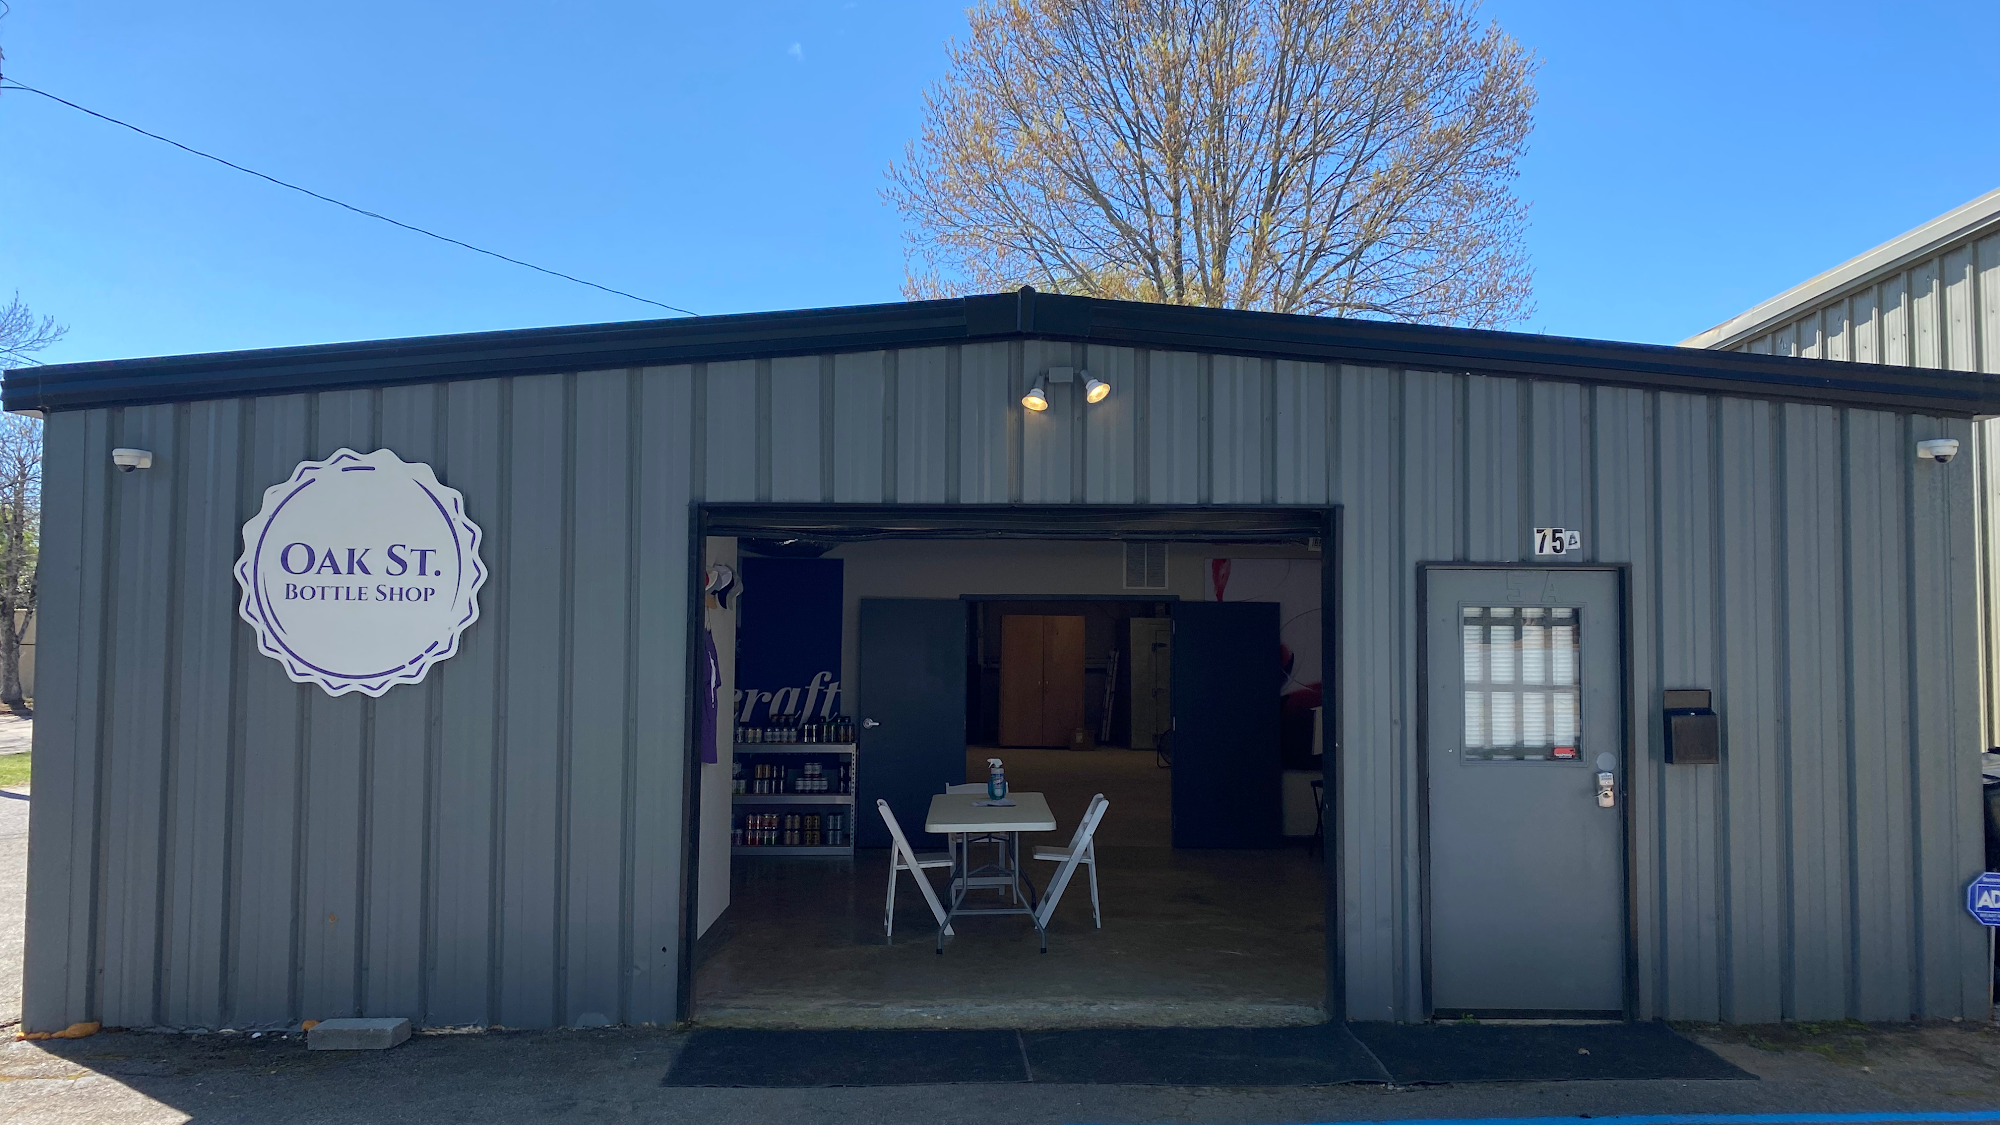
[
  {"left": 1041, "top": 616, "right": 1085, "bottom": 744},
  {"left": 997, "top": 614, "right": 1086, "bottom": 747},
  {"left": 998, "top": 616, "right": 1045, "bottom": 747}
]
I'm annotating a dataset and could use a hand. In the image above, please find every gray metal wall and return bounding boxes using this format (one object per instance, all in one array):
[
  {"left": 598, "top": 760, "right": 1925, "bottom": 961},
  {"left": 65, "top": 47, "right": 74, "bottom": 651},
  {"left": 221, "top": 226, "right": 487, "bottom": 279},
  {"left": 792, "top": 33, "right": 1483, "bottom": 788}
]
[
  {"left": 1728, "top": 231, "right": 2000, "bottom": 371},
  {"left": 25, "top": 342, "right": 1989, "bottom": 1030},
  {"left": 1710, "top": 229, "right": 2000, "bottom": 748}
]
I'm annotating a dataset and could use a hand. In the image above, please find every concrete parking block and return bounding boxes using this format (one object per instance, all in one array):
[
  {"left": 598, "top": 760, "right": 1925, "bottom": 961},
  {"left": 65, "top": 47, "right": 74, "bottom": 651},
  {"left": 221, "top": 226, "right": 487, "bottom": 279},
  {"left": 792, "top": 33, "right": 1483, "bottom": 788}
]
[{"left": 307, "top": 1018, "right": 411, "bottom": 1051}]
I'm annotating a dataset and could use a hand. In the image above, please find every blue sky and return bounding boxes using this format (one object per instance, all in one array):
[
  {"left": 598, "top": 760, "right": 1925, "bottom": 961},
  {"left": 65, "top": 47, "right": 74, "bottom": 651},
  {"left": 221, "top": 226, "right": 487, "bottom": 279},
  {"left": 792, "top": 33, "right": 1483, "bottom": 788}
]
[{"left": 3, "top": 0, "right": 1996, "bottom": 366}]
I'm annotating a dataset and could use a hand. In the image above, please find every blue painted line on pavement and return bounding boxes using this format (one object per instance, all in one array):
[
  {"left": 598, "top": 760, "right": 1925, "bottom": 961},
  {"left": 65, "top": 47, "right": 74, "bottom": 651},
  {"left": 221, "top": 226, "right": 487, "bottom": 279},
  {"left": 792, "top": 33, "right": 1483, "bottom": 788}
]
[{"left": 1267, "top": 1115, "right": 2000, "bottom": 1125}]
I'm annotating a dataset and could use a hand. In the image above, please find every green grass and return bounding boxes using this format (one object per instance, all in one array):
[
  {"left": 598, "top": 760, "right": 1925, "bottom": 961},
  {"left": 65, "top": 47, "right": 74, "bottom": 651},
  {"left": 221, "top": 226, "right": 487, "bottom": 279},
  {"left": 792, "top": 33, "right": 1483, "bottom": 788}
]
[{"left": 0, "top": 753, "right": 31, "bottom": 788}]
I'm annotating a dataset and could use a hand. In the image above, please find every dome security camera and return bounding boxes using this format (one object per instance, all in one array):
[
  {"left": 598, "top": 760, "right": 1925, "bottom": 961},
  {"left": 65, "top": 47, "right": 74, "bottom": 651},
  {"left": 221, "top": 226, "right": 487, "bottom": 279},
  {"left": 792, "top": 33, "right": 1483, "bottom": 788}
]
[
  {"left": 1917, "top": 438, "right": 1959, "bottom": 464},
  {"left": 111, "top": 448, "right": 153, "bottom": 473}
]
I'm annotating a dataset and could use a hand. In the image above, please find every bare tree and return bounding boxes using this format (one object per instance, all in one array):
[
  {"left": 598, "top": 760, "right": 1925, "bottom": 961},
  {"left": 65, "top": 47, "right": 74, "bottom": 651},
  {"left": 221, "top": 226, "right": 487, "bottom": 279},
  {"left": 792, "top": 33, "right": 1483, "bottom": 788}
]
[
  {"left": 0, "top": 293, "right": 66, "bottom": 369},
  {"left": 0, "top": 294, "right": 57, "bottom": 709},
  {"left": 0, "top": 415, "right": 37, "bottom": 708},
  {"left": 888, "top": 0, "right": 1538, "bottom": 326}
]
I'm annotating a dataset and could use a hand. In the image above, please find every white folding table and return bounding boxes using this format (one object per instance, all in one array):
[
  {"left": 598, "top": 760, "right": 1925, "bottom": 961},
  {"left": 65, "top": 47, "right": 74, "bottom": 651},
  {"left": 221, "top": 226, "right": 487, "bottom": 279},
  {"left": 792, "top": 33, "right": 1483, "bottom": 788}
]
[{"left": 924, "top": 791, "right": 1057, "bottom": 953}]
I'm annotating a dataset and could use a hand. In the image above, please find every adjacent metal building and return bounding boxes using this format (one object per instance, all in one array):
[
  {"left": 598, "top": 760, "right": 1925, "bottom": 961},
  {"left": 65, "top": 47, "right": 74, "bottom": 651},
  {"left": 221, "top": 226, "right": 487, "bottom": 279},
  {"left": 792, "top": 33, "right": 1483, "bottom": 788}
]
[
  {"left": 1684, "top": 186, "right": 2000, "bottom": 745},
  {"left": 8, "top": 289, "right": 1998, "bottom": 1032}
]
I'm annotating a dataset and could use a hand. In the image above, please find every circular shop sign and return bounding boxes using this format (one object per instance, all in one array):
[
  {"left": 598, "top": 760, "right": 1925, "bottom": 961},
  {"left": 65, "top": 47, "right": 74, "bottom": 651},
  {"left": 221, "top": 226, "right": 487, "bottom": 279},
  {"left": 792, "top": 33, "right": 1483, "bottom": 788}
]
[{"left": 236, "top": 448, "right": 486, "bottom": 697}]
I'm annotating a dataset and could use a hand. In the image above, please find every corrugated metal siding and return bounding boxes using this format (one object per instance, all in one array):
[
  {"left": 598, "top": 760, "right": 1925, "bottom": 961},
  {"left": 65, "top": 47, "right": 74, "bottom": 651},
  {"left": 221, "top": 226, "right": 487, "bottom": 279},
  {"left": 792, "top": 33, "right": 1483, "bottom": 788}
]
[
  {"left": 28, "top": 371, "right": 695, "bottom": 1032},
  {"left": 24, "top": 342, "right": 1989, "bottom": 1029},
  {"left": 1719, "top": 232, "right": 2000, "bottom": 750}
]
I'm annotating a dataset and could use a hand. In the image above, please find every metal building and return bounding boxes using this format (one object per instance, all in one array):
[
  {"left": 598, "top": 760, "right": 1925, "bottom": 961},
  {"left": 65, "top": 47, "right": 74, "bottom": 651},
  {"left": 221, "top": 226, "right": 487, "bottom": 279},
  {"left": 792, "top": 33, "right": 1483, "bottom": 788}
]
[
  {"left": 1684, "top": 186, "right": 2000, "bottom": 744},
  {"left": 8, "top": 289, "right": 1997, "bottom": 1032}
]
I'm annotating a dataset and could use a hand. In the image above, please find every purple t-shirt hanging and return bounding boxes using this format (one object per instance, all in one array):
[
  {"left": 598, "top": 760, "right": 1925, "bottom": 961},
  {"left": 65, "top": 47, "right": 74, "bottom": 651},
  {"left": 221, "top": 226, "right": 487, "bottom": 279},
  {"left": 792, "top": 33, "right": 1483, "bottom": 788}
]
[{"left": 700, "top": 629, "right": 720, "bottom": 765}]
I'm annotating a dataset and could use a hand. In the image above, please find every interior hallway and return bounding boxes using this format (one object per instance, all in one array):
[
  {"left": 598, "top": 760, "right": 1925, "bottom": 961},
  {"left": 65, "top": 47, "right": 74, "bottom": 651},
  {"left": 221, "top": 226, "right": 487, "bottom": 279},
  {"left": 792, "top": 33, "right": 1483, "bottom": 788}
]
[
  {"left": 692, "top": 746, "right": 1325, "bottom": 1029},
  {"left": 962, "top": 746, "right": 1171, "bottom": 849}
]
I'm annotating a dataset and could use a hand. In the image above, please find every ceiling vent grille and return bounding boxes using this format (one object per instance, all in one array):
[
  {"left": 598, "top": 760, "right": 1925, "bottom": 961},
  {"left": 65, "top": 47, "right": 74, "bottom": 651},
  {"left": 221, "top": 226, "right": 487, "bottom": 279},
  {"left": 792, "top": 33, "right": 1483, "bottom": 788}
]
[{"left": 1124, "top": 542, "right": 1168, "bottom": 590}]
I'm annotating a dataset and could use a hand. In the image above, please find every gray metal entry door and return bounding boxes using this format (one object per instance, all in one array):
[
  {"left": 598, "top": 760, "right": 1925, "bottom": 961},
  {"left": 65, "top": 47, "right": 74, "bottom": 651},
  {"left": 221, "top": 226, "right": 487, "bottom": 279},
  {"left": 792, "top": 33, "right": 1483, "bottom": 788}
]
[{"left": 1424, "top": 567, "right": 1624, "bottom": 1017}]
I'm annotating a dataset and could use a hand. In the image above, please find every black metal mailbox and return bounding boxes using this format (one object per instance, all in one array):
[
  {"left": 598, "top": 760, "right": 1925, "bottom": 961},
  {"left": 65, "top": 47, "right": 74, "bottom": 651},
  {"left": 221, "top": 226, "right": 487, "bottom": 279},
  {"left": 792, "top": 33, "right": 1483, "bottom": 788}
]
[{"left": 1663, "top": 688, "right": 1719, "bottom": 765}]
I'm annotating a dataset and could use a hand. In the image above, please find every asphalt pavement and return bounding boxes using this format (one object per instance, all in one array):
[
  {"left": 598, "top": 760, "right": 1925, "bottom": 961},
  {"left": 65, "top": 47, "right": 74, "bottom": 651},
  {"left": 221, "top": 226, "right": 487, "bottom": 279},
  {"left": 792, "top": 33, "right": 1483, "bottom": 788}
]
[{"left": 0, "top": 1017, "right": 1988, "bottom": 1123}]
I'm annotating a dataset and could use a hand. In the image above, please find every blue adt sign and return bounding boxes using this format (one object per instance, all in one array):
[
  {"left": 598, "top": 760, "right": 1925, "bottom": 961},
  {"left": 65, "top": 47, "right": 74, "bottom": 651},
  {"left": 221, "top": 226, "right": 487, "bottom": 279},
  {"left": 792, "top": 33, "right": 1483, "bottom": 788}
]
[{"left": 1967, "top": 873, "right": 2000, "bottom": 926}]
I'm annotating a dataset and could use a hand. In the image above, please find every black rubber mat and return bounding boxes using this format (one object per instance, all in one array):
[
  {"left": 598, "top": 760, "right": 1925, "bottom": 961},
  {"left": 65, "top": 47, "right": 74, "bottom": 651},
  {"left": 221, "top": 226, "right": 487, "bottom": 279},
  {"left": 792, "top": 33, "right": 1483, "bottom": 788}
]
[
  {"left": 1349, "top": 1020, "right": 1754, "bottom": 1083},
  {"left": 1022, "top": 1024, "right": 1390, "bottom": 1085},
  {"left": 666, "top": 1021, "right": 1751, "bottom": 1087},
  {"left": 664, "top": 1028, "right": 1026, "bottom": 1087}
]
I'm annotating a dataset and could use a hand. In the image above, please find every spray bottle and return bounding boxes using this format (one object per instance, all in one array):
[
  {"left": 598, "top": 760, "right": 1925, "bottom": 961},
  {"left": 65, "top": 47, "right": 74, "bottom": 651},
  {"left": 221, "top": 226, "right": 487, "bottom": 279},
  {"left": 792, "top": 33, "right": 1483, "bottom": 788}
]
[{"left": 987, "top": 757, "right": 1007, "bottom": 801}]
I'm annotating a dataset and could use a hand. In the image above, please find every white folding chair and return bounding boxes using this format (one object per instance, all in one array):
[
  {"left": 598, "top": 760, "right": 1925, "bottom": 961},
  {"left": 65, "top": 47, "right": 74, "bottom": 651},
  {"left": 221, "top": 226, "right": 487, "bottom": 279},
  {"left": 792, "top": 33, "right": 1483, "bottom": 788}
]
[
  {"left": 1032, "top": 793, "right": 1107, "bottom": 928},
  {"left": 1032, "top": 795, "right": 1110, "bottom": 951},
  {"left": 877, "top": 799, "right": 953, "bottom": 942}
]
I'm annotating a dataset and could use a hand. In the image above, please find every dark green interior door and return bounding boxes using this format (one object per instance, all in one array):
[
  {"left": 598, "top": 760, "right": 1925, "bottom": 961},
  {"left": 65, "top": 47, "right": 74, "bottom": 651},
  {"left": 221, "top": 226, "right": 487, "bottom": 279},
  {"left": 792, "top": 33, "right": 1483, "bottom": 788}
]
[
  {"left": 855, "top": 598, "right": 967, "bottom": 850},
  {"left": 1169, "top": 601, "right": 1281, "bottom": 849}
]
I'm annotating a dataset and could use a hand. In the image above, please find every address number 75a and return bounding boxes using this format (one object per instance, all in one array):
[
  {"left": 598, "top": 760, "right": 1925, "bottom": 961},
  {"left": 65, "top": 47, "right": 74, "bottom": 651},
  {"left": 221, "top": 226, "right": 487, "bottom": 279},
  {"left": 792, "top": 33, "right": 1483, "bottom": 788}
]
[{"left": 1534, "top": 527, "right": 1582, "bottom": 556}]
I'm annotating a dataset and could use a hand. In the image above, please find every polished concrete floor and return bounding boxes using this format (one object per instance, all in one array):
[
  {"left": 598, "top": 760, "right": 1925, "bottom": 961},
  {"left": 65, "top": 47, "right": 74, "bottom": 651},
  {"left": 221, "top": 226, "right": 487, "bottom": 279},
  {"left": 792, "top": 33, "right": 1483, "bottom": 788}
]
[{"left": 693, "top": 748, "right": 1327, "bottom": 1029}]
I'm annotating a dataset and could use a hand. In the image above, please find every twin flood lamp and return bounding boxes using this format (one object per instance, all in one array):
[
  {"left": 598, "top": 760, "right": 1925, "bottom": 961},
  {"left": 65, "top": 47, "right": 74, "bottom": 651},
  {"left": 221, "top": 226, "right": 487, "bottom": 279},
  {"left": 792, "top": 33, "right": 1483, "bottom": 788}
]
[{"left": 1022, "top": 366, "right": 1111, "bottom": 412}]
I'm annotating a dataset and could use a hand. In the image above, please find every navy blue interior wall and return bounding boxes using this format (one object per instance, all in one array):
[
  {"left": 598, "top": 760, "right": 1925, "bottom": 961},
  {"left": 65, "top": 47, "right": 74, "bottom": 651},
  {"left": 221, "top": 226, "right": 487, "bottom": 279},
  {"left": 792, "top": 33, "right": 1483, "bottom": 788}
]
[{"left": 736, "top": 557, "right": 844, "bottom": 727}]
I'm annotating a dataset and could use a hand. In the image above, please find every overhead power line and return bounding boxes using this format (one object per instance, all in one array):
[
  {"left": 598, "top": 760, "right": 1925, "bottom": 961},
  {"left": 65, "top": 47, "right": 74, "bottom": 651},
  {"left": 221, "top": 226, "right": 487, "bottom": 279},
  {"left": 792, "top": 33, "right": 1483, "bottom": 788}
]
[{"left": 0, "top": 77, "right": 699, "bottom": 317}]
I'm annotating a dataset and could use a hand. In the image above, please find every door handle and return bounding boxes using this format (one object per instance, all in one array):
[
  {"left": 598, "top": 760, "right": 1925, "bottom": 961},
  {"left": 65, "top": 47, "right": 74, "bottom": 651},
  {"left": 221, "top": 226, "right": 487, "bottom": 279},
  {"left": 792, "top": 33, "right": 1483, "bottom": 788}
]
[
  {"left": 862, "top": 718, "right": 881, "bottom": 729},
  {"left": 1595, "top": 771, "right": 1615, "bottom": 808}
]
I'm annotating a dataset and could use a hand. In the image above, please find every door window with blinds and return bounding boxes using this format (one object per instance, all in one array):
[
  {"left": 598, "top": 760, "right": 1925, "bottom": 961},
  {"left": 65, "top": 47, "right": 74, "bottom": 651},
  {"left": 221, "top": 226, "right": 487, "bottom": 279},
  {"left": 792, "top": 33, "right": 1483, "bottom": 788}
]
[{"left": 1460, "top": 606, "right": 1582, "bottom": 762}]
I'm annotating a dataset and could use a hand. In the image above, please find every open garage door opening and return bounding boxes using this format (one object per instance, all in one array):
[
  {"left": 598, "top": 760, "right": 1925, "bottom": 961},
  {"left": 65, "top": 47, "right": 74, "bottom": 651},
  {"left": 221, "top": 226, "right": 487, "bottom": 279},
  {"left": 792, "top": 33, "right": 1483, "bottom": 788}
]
[{"left": 684, "top": 506, "right": 1337, "bottom": 1029}]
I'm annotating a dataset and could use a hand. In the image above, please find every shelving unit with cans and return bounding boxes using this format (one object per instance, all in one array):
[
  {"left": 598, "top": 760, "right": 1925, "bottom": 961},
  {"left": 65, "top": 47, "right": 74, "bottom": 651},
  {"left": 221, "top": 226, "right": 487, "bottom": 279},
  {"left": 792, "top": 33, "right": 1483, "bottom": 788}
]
[{"left": 730, "top": 715, "right": 858, "bottom": 857}]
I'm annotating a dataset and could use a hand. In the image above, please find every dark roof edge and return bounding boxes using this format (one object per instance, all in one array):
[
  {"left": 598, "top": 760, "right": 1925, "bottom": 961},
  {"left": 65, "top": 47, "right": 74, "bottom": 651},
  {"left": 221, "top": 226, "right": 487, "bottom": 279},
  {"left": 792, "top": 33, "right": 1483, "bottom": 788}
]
[{"left": 9, "top": 289, "right": 1998, "bottom": 416}]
